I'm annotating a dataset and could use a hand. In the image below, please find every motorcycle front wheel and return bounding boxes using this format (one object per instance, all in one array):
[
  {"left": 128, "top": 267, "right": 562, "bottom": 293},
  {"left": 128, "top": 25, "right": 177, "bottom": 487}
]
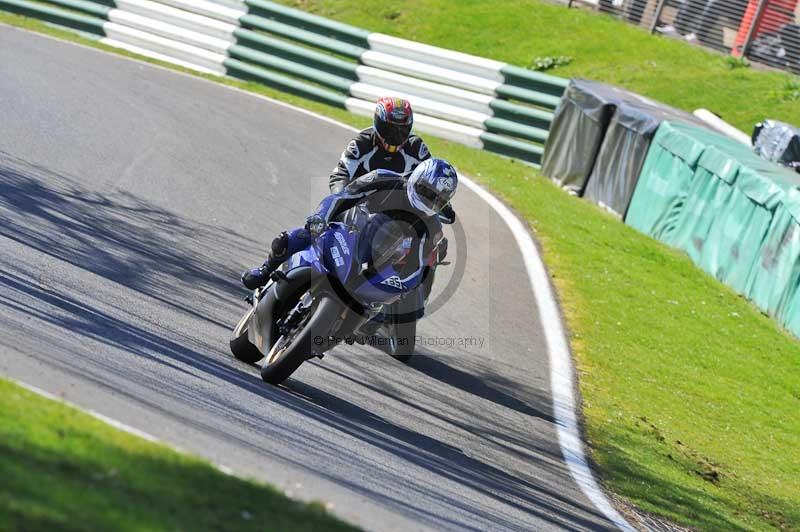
[
  {"left": 230, "top": 307, "right": 264, "bottom": 364},
  {"left": 261, "top": 295, "right": 342, "bottom": 385}
]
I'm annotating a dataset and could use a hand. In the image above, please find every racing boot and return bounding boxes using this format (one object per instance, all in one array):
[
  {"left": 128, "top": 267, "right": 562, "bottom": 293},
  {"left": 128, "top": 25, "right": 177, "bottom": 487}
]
[{"left": 241, "top": 232, "right": 290, "bottom": 289}]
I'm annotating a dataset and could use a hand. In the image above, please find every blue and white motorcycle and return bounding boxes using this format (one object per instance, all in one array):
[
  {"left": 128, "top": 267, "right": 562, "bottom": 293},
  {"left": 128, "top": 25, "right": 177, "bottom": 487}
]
[{"left": 229, "top": 212, "right": 441, "bottom": 385}]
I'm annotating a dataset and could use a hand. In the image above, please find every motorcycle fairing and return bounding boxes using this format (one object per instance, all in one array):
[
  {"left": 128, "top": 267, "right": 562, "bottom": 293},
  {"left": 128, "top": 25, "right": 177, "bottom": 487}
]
[
  {"left": 249, "top": 266, "right": 322, "bottom": 354},
  {"left": 251, "top": 221, "right": 426, "bottom": 345}
]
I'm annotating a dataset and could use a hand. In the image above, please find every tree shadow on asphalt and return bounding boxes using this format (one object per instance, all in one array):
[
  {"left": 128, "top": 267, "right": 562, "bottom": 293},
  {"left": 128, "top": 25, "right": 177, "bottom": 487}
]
[
  {"left": 283, "top": 373, "right": 609, "bottom": 531},
  {"left": 306, "top": 351, "right": 564, "bottom": 468},
  {"left": 367, "top": 335, "right": 556, "bottom": 421},
  {"left": 403, "top": 347, "right": 556, "bottom": 424},
  {"left": 0, "top": 154, "right": 613, "bottom": 530},
  {"left": 0, "top": 152, "right": 270, "bottom": 418},
  {"left": 0, "top": 153, "right": 254, "bottom": 328}
]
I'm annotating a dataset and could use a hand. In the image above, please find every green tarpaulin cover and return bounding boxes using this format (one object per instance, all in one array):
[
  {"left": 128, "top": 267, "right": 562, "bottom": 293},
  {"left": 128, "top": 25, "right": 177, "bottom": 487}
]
[
  {"left": 745, "top": 191, "right": 800, "bottom": 322},
  {"left": 627, "top": 122, "right": 714, "bottom": 242},
  {"left": 626, "top": 120, "right": 800, "bottom": 337}
]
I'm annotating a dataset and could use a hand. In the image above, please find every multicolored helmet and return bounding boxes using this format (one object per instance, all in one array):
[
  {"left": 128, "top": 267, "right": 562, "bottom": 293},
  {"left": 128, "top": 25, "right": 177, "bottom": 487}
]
[
  {"left": 373, "top": 97, "right": 413, "bottom": 153},
  {"left": 407, "top": 158, "right": 458, "bottom": 216}
]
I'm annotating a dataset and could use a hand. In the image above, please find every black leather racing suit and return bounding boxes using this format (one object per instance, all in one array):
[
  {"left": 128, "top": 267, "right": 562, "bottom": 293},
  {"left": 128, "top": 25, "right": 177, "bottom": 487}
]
[
  {"left": 329, "top": 127, "right": 455, "bottom": 226},
  {"left": 329, "top": 127, "right": 431, "bottom": 194}
]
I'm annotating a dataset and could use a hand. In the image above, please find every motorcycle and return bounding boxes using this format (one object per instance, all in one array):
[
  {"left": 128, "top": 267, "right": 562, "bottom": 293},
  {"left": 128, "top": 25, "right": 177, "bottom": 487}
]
[{"left": 229, "top": 211, "right": 442, "bottom": 385}]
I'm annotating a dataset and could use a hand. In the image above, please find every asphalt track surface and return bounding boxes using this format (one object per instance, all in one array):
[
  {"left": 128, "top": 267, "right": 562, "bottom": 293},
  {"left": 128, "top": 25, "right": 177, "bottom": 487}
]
[{"left": 0, "top": 26, "right": 617, "bottom": 531}]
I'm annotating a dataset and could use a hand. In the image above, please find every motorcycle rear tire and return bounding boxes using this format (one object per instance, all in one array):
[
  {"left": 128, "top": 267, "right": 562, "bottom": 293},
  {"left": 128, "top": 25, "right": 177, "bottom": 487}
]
[
  {"left": 261, "top": 296, "right": 342, "bottom": 385},
  {"left": 389, "top": 315, "right": 416, "bottom": 362}
]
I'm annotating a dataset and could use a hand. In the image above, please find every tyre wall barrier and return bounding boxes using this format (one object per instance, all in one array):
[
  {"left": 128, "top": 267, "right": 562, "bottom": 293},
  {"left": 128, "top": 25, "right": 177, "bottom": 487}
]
[{"left": 0, "top": 0, "right": 568, "bottom": 166}]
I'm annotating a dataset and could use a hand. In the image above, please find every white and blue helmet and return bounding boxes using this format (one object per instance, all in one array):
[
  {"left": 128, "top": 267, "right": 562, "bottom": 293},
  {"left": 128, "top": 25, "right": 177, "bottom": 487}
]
[{"left": 407, "top": 158, "right": 458, "bottom": 216}]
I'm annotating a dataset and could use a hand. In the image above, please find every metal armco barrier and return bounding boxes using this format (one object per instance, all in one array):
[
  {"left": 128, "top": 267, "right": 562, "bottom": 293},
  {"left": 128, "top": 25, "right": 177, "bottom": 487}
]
[
  {"left": 0, "top": 0, "right": 569, "bottom": 165},
  {"left": 569, "top": 0, "right": 800, "bottom": 74}
]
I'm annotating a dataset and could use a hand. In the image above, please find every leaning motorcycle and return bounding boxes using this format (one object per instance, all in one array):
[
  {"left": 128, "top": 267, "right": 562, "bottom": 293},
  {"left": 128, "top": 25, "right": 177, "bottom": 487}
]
[{"left": 229, "top": 213, "right": 441, "bottom": 385}]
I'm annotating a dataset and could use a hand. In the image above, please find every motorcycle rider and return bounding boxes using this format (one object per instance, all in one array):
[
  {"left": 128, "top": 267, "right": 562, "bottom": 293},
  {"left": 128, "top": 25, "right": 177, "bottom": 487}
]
[
  {"left": 330, "top": 96, "right": 456, "bottom": 225},
  {"left": 241, "top": 158, "right": 459, "bottom": 322}
]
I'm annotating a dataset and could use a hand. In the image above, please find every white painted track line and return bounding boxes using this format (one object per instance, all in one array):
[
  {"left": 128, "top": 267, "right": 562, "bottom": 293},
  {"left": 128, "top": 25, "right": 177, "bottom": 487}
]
[{"left": 11, "top": 378, "right": 240, "bottom": 477}]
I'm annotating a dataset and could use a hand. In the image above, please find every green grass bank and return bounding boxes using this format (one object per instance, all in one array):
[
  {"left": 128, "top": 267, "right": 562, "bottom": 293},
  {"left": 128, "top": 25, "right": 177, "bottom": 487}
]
[
  {"left": 2, "top": 2, "right": 800, "bottom": 529},
  {"left": 0, "top": 378, "right": 358, "bottom": 531}
]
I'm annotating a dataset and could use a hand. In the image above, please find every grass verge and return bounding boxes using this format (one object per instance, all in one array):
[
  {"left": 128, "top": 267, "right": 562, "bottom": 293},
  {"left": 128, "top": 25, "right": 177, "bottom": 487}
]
[
  {"left": 0, "top": 378, "right": 358, "bottom": 531},
  {"left": 2, "top": 7, "right": 800, "bottom": 531}
]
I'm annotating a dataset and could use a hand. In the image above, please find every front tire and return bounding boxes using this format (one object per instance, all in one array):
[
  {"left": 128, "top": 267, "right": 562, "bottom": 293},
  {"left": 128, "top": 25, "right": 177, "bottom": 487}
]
[
  {"left": 261, "top": 296, "right": 342, "bottom": 385},
  {"left": 230, "top": 307, "right": 264, "bottom": 364}
]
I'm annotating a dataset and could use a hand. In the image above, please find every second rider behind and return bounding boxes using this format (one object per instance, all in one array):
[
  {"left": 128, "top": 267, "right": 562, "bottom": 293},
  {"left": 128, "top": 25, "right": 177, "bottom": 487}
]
[{"left": 329, "top": 96, "right": 456, "bottom": 225}]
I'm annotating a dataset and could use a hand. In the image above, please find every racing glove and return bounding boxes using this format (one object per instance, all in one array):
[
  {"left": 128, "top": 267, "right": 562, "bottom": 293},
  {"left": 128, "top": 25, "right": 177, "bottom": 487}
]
[
  {"left": 305, "top": 214, "right": 327, "bottom": 237},
  {"left": 438, "top": 203, "right": 456, "bottom": 225}
]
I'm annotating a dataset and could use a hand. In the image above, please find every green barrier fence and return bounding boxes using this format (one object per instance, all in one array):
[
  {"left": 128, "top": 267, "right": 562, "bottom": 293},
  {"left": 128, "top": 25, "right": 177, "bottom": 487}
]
[
  {"left": 39, "top": 0, "right": 110, "bottom": 17},
  {"left": 702, "top": 155, "right": 796, "bottom": 293},
  {"left": 232, "top": 28, "right": 359, "bottom": 79},
  {"left": 223, "top": 58, "right": 349, "bottom": 108},
  {"left": 227, "top": 44, "right": 354, "bottom": 92},
  {"left": 244, "top": 0, "right": 370, "bottom": 48},
  {"left": 699, "top": 169, "right": 774, "bottom": 294},
  {"left": 238, "top": 14, "right": 366, "bottom": 60},
  {"left": 489, "top": 100, "right": 554, "bottom": 131},
  {"left": 0, "top": 0, "right": 105, "bottom": 34},
  {"left": 500, "top": 64, "right": 569, "bottom": 98},
  {"left": 2, "top": 0, "right": 564, "bottom": 166},
  {"left": 780, "top": 262, "right": 800, "bottom": 337}
]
